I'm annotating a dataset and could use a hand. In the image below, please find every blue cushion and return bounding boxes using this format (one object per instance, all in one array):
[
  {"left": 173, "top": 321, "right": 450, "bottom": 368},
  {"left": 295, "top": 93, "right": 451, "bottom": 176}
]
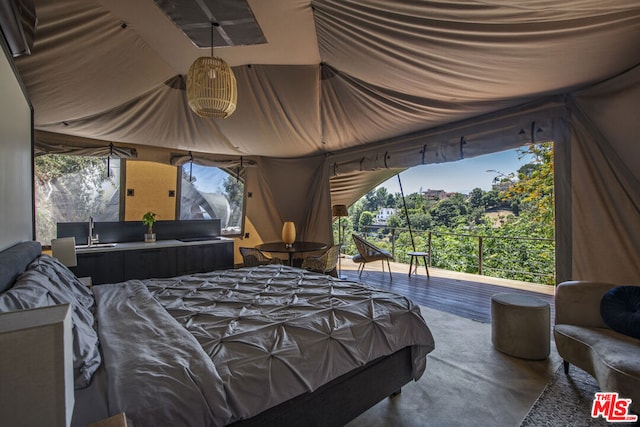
[{"left": 600, "top": 286, "right": 640, "bottom": 340}]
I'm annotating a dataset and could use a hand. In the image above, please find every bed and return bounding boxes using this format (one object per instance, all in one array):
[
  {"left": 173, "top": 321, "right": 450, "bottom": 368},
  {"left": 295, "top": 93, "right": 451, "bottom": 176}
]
[{"left": 0, "top": 241, "right": 435, "bottom": 426}]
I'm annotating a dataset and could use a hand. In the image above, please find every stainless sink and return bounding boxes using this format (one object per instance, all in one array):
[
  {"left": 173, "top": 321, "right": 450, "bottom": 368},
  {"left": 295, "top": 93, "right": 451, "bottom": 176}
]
[{"left": 75, "top": 243, "right": 118, "bottom": 249}]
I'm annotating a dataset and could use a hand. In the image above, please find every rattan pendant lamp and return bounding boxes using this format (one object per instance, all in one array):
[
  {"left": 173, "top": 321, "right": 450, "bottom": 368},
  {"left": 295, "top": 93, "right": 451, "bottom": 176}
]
[{"left": 186, "top": 22, "right": 237, "bottom": 119}]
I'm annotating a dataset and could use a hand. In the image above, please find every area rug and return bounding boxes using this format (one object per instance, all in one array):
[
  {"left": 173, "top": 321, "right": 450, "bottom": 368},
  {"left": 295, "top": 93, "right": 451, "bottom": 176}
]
[
  {"left": 347, "top": 306, "right": 561, "bottom": 427},
  {"left": 520, "top": 365, "right": 637, "bottom": 426}
]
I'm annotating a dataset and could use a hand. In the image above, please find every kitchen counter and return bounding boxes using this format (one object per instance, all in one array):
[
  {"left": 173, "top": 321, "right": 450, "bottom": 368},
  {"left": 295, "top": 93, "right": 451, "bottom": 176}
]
[
  {"left": 75, "top": 237, "right": 233, "bottom": 254},
  {"left": 71, "top": 237, "right": 235, "bottom": 284}
]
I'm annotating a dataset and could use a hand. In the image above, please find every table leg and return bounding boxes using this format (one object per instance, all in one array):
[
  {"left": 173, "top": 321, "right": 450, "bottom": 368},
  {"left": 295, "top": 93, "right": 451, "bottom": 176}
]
[
  {"left": 409, "top": 254, "right": 429, "bottom": 278},
  {"left": 422, "top": 256, "right": 430, "bottom": 278}
]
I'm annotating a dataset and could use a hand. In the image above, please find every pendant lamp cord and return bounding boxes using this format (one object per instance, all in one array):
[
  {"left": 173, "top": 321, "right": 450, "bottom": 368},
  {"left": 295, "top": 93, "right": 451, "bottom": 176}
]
[
  {"left": 107, "top": 143, "right": 114, "bottom": 178},
  {"left": 210, "top": 23, "right": 214, "bottom": 58},
  {"left": 398, "top": 174, "right": 416, "bottom": 252}
]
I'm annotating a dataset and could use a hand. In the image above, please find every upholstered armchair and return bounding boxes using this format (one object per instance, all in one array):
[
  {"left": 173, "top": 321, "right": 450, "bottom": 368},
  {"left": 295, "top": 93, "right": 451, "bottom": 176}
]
[{"left": 554, "top": 281, "right": 640, "bottom": 413}]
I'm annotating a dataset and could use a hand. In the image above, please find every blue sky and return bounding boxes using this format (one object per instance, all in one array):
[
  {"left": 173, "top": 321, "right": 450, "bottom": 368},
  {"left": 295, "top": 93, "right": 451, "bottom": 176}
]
[
  {"left": 379, "top": 147, "right": 534, "bottom": 195},
  {"left": 188, "top": 164, "right": 228, "bottom": 194}
]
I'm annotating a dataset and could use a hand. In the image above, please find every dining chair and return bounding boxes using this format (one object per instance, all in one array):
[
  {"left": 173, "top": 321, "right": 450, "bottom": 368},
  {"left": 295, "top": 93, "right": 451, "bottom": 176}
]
[
  {"left": 51, "top": 237, "right": 92, "bottom": 287},
  {"left": 51, "top": 237, "right": 77, "bottom": 267},
  {"left": 301, "top": 245, "right": 340, "bottom": 277},
  {"left": 239, "top": 247, "right": 282, "bottom": 267}
]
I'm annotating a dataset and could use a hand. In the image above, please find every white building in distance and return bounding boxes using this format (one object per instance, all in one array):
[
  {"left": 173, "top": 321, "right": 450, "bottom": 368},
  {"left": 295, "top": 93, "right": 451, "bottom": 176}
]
[{"left": 375, "top": 207, "right": 396, "bottom": 224}]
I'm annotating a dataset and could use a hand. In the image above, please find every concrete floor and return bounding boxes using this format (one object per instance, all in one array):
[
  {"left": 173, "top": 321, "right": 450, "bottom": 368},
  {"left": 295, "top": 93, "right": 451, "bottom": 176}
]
[{"left": 347, "top": 305, "right": 562, "bottom": 427}]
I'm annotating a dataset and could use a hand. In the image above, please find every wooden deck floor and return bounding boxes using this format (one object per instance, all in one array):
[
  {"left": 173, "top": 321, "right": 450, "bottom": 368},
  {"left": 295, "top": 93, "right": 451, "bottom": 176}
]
[{"left": 337, "top": 257, "right": 555, "bottom": 323}]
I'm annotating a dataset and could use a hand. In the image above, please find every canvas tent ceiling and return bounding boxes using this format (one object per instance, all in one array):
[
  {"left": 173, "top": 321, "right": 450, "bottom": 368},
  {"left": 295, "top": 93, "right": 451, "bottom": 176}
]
[
  {"left": 15, "top": 0, "right": 640, "bottom": 158},
  {"left": 10, "top": 0, "right": 640, "bottom": 283}
]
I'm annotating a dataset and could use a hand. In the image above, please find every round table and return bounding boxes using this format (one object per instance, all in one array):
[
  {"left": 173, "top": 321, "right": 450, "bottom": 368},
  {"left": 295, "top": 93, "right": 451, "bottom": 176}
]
[{"left": 256, "top": 241, "right": 327, "bottom": 266}]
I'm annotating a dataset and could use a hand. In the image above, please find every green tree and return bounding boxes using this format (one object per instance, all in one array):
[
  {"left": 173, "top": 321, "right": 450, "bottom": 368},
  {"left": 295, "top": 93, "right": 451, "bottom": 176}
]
[
  {"left": 363, "top": 187, "right": 392, "bottom": 211},
  {"left": 468, "top": 188, "right": 484, "bottom": 209},
  {"left": 223, "top": 175, "right": 244, "bottom": 228},
  {"left": 350, "top": 199, "right": 366, "bottom": 230},
  {"left": 397, "top": 193, "right": 427, "bottom": 211},
  {"left": 481, "top": 190, "right": 501, "bottom": 210},
  {"left": 408, "top": 211, "right": 432, "bottom": 230},
  {"left": 429, "top": 194, "right": 468, "bottom": 227},
  {"left": 359, "top": 211, "right": 374, "bottom": 227},
  {"left": 35, "top": 154, "right": 105, "bottom": 184},
  {"left": 346, "top": 143, "right": 556, "bottom": 285},
  {"left": 430, "top": 199, "right": 461, "bottom": 227},
  {"left": 386, "top": 214, "right": 402, "bottom": 229},
  {"left": 384, "top": 192, "right": 396, "bottom": 207},
  {"left": 502, "top": 142, "right": 554, "bottom": 236},
  {"left": 35, "top": 154, "right": 115, "bottom": 244}
]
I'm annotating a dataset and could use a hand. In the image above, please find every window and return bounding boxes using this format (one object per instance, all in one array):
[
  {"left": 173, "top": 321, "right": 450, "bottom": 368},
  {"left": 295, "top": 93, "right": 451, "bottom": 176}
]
[
  {"left": 35, "top": 154, "right": 120, "bottom": 245},
  {"left": 180, "top": 164, "right": 244, "bottom": 235}
]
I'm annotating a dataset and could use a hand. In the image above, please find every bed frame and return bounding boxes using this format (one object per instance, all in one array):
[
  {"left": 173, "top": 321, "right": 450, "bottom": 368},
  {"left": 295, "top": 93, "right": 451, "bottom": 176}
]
[
  {"left": 0, "top": 241, "right": 416, "bottom": 426},
  {"left": 232, "top": 346, "right": 413, "bottom": 426}
]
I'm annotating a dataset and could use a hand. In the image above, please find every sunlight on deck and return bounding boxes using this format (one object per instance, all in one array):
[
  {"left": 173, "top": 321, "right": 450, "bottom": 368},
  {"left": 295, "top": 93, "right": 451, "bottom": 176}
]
[{"left": 339, "top": 256, "right": 555, "bottom": 296}]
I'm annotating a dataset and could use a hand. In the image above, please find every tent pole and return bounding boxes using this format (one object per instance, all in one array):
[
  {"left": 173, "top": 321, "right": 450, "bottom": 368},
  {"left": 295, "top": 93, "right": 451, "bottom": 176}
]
[{"left": 397, "top": 174, "right": 416, "bottom": 252}]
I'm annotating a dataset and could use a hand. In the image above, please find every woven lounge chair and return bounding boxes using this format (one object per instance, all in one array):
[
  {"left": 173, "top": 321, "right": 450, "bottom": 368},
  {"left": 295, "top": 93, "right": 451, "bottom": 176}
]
[
  {"left": 301, "top": 245, "right": 340, "bottom": 277},
  {"left": 352, "top": 234, "right": 393, "bottom": 280},
  {"left": 239, "top": 247, "right": 282, "bottom": 267}
]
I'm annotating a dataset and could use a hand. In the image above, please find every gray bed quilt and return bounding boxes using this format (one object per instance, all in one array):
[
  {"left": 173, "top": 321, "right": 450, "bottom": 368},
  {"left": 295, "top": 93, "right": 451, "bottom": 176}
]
[{"left": 92, "top": 265, "right": 434, "bottom": 426}]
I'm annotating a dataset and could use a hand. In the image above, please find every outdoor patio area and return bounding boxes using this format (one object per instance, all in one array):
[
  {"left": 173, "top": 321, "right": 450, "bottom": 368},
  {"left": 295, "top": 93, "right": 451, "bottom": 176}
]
[{"left": 337, "top": 256, "right": 555, "bottom": 323}]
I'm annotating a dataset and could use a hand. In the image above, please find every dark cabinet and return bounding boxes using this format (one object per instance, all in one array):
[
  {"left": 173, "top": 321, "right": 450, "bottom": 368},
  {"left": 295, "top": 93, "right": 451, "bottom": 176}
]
[
  {"left": 176, "top": 245, "right": 204, "bottom": 276},
  {"left": 208, "top": 242, "right": 234, "bottom": 270},
  {"left": 176, "top": 242, "right": 234, "bottom": 275},
  {"left": 123, "top": 247, "right": 177, "bottom": 280},
  {"left": 74, "top": 241, "right": 234, "bottom": 285},
  {"left": 71, "top": 251, "right": 124, "bottom": 285}
]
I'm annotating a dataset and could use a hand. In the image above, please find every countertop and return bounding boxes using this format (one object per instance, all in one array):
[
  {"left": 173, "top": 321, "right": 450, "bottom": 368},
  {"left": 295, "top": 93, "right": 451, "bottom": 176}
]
[{"left": 75, "top": 237, "right": 233, "bottom": 254}]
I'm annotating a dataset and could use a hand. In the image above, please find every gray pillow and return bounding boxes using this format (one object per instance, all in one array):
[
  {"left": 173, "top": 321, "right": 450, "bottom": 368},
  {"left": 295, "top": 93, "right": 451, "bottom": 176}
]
[{"left": 0, "top": 267, "right": 101, "bottom": 389}]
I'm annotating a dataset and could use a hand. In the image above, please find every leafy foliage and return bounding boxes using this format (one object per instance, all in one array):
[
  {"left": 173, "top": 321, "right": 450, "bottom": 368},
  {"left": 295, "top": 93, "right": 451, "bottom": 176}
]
[
  {"left": 335, "top": 143, "right": 556, "bottom": 285},
  {"left": 35, "top": 155, "right": 104, "bottom": 184},
  {"left": 142, "top": 211, "right": 157, "bottom": 233},
  {"left": 502, "top": 142, "right": 554, "bottom": 236},
  {"left": 223, "top": 175, "right": 244, "bottom": 229},
  {"left": 359, "top": 211, "right": 374, "bottom": 227},
  {"left": 35, "top": 154, "right": 118, "bottom": 245}
]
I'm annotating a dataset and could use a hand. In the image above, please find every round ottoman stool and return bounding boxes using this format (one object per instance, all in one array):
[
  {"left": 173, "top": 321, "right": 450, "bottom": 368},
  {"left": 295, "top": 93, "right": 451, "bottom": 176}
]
[{"left": 491, "top": 292, "right": 550, "bottom": 360}]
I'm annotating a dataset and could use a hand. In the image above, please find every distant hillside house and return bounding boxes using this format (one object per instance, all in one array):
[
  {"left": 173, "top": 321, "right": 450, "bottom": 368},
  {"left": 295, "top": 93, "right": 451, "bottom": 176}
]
[
  {"left": 492, "top": 180, "right": 514, "bottom": 192},
  {"left": 375, "top": 207, "right": 396, "bottom": 225},
  {"left": 422, "top": 189, "right": 455, "bottom": 200}
]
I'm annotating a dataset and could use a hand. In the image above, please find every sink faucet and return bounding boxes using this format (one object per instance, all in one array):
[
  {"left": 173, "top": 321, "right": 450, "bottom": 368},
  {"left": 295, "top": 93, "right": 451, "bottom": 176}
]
[{"left": 88, "top": 216, "right": 99, "bottom": 246}]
